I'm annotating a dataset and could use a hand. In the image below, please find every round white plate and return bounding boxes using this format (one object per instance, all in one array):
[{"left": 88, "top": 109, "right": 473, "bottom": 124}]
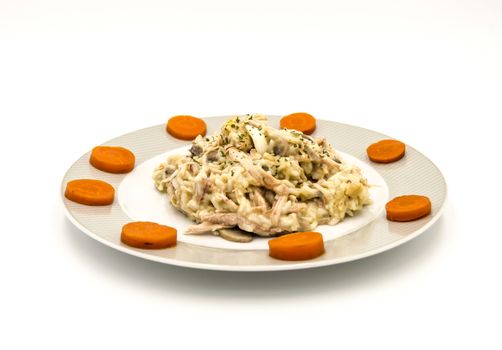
[{"left": 61, "top": 115, "right": 447, "bottom": 271}]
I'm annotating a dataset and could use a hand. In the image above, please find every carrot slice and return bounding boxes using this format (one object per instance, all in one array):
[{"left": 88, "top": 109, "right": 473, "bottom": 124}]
[
  {"left": 280, "top": 113, "right": 316, "bottom": 135},
  {"left": 90, "top": 146, "right": 135, "bottom": 173},
  {"left": 268, "top": 231, "right": 325, "bottom": 261},
  {"left": 121, "top": 222, "right": 177, "bottom": 249},
  {"left": 367, "top": 139, "right": 406, "bottom": 163},
  {"left": 166, "top": 115, "right": 207, "bottom": 140},
  {"left": 65, "top": 179, "right": 115, "bottom": 206},
  {"left": 386, "top": 195, "right": 431, "bottom": 222}
]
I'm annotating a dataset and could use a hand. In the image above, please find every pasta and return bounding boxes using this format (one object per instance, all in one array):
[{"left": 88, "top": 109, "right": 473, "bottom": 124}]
[{"left": 153, "top": 114, "right": 371, "bottom": 241}]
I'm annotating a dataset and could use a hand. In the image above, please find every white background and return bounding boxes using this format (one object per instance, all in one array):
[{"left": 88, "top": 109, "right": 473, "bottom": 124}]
[{"left": 1, "top": 1, "right": 501, "bottom": 349}]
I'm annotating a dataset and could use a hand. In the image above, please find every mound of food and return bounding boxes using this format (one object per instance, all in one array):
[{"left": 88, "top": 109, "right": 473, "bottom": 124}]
[{"left": 153, "top": 114, "right": 371, "bottom": 242}]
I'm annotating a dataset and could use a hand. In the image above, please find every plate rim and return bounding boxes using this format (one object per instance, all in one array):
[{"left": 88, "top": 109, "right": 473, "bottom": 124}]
[
  {"left": 62, "top": 198, "right": 446, "bottom": 271},
  {"left": 61, "top": 115, "right": 447, "bottom": 271}
]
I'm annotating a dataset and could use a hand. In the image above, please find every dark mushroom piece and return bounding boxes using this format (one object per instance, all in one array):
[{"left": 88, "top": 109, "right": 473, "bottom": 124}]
[
  {"left": 273, "top": 145, "right": 285, "bottom": 156},
  {"left": 164, "top": 165, "right": 176, "bottom": 175},
  {"left": 206, "top": 149, "right": 219, "bottom": 162},
  {"left": 189, "top": 144, "right": 203, "bottom": 157}
]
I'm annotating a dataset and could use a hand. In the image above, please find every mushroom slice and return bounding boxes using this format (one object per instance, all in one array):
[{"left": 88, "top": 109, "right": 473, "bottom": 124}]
[{"left": 216, "top": 228, "right": 254, "bottom": 243}]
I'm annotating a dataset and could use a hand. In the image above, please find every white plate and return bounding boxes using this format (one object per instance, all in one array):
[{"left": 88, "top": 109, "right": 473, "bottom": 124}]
[
  {"left": 61, "top": 115, "right": 447, "bottom": 271},
  {"left": 118, "top": 146, "right": 389, "bottom": 250}
]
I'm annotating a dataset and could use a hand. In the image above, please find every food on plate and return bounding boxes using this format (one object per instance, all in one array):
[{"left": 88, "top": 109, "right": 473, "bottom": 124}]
[
  {"left": 268, "top": 231, "right": 325, "bottom": 261},
  {"left": 121, "top": 221, "right": 177, "bottom": 249},
  {"left": 166, "top": 115, "right": 207, "bottom": 140},
  {"left": 90, "top": 146, "right": 135, "bottom": 173},
  {"left": 153, "top": 114, "right": 371, "bottom": 242},
  {"left": 280, "top": 112, "right": 316, "bottom": 135},
  {"left": 366, "top": 139, "right": 406, "bottom": 163},
  {"left": 385, "top": 195, "right": 431, "bottom": 222},
  {"left": 64, "top": 179, "right": 115, "bottom": 206}
]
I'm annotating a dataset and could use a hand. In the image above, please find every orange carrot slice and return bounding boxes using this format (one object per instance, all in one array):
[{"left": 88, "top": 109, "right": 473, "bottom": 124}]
[
  {"left": 65, "top": 179, "right": 115, "bottom": 206},
  {"left": 121, "top": 222, "right": 177, "bottom": 249},
  {"left": 90, "top": 146, "right": 135, "bottom": 173},
  {"left": 386, "top": 195, "right": 431, "bottom": 222},
  {"left": 268, "top": 231, "right": 324, "bottom": 261},
  {"left": 166, "top": 115, "right": 207, "bottom": 140},
  {"left": 280, "top": 113, "right": 316, "bottom": 135},
  {"left": 367, "top": 139, "right": 406, "bottom": 163}
]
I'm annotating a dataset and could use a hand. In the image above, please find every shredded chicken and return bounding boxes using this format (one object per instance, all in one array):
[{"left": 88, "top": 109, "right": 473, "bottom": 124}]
[{"left": 153, "top": 114, "right": 371, "bottom": 241}]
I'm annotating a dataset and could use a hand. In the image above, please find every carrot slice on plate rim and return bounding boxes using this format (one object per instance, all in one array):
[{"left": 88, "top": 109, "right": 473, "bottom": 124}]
[
  {"left": 166, "top": 115, "right": 207, "bottom": 140},
  {"left": 121, "top": 221, "right": 177, "bottom": 249},
  {"left": 268, "top": 231, "right": 325, "bottom": 261},
  {"left": 367, "top": 139, "right": 406, "bottom": 163},
  {"left": 90, "top": 146, "right": 135, "bottom": 173},
  {"left": 280, "top": 112, "right": 316, "bottom": 135},
  {"left": 386, "top": 195, "right": 431, "bottom": 222},
  {"left": 64, "top": 179, "right": 115, "bottom": 206}
]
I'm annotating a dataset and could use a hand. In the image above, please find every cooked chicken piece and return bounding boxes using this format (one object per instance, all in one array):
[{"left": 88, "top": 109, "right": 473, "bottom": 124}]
[
  {"left": 270, "top": 194, "right": 287, "bottom": 226},
  {"left": 227, "top": 147, "right": 288, "bottom": 195},
  {"left": 245, "top": 124, "right": 267, "bottom": 155},
  {"left": 185, "top": 223, "right": 233, "bottom": 235},
  {"left": 250, "top": 189, "right": 268, "bottom": 210},
  {"left": 193, "top": 177, "right": 208, "bottom": 203}
]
